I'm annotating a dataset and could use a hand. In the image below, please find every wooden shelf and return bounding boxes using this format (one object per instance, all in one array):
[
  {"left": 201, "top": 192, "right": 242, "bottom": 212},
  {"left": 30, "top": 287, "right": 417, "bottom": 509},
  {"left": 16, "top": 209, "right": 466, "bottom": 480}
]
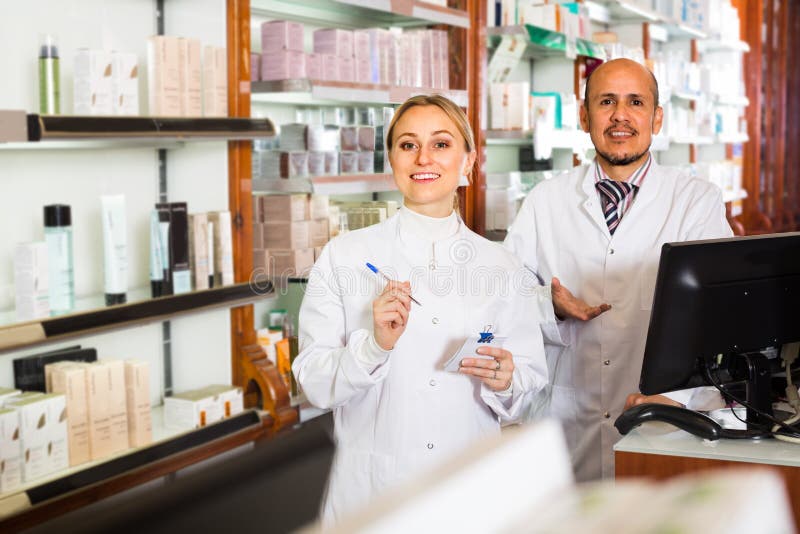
[
  {"left": 251, "top": 0, "right": 469, "bottom": 28},
  {"left": 0, "top": 282, "right": 273, "bottom": 355},
  {"left": 253, "top": 173, "right": 398, "bottom": 195},
  {"left": 22, "top": 115, "right": 275, "bottom": 142},
  {"left": 252, "top": 79, "right": 467, "bottom": 107}
]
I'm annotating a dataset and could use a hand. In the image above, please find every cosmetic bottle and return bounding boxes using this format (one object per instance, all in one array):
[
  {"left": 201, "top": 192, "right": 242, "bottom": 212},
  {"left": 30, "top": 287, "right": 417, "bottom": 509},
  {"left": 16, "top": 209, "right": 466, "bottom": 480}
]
[
  {"left": 39, "top": 34, "right": 60, "bottom": 114},
  {"left": 44, "top": 204, "right": 74, "bottom": 315}
]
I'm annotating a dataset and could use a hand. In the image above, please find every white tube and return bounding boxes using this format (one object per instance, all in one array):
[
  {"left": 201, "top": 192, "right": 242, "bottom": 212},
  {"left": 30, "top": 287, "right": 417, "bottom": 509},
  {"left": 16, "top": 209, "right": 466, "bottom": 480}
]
[
  {"left": 207, "top": 221, "right": 215, "bottom": 288},
  {"left": 101, "top": 195, "right": 127, "bottom": 305},
  {"left": 149, "top": 210, "right": 164, "bottom": 296}
]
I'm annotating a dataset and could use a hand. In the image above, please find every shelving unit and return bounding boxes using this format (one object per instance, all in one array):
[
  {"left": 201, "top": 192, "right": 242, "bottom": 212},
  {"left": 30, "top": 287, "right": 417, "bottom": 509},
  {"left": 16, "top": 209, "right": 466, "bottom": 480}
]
[
  {"left": 252, "top": 173, "right": 397, "bottom": 195},
  {"left": 488, "top": 25, "right": 606, "bottom": 60}
]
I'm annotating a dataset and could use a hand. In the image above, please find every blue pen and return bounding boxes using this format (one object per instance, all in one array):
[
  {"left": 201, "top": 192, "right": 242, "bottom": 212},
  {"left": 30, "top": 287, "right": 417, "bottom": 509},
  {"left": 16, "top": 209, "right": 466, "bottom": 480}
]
[{"left": 366, "top": 262, "right": 422, "bottom": 306}]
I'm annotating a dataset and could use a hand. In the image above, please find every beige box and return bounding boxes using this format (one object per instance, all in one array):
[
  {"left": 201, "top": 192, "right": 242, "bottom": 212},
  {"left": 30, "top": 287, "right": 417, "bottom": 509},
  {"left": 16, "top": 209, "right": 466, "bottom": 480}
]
[
  {"left": 263, "top": 221, "right": 310, "bottom": 250},
  {"left": 73, "top": 48, "right": 113, "bottom": 115},
  {"left": 147, "top": 35, "right": 181, "bottom": 116},
  {"left": 309, "top": 195, "right": 330, "bottom": 220},
  {"left": 198, "top": 385, "right": 244, "bottom": 418},
  {"left": 253, "top": 223, "right": 265, "bottom": 250},
  {"left": 253, "top": 248, "right": 267, "bottom": 272},
  {"left": 5, "top": 395, "right": 49, "bottom": 482},
  {"left": 266, "top": 248, "right": 315, "bottom": 277},
  {"left": 0, "top": 110, "right": 27, "bottom": 143},
  {"left": 178, "top": 38, "right": 202, "bottom": 117},
  {"left": 0, "top": 408, "right": 22, "bottom": 493},
  {"left": 164, "top": 389, "right": 224, "bottom": 430},
  {"left": 111, "top": 51, "right": 139, "bottom": 116},
  {"left": 124, "top": 360, "right": 152, "bottom": 448},
  {"left": 43, "top": 393, "right": 68, "bottom": 475},
  {"left": 259, "top": 194, "right": 309, "bottom": 222},
  {"left": 106, "top": 360, "right": 129, "bottom": 456},
  {"left": 86, "top": 362, "right": 113, "bottom": 461},
  {"left": 207, "top": 211, "right": 234, "bottom": 287},
  {"left": 203, "top": 46, "right": 228, "bottom": 117},
  {"left": 309, "top": 218, "right": 330, "bottom": 247},
  {"left": 189, "top": 213, "right": 210, "bottom": 290},
  {"left": 49, "top": 364, "right": 90, "bottom": 466}
]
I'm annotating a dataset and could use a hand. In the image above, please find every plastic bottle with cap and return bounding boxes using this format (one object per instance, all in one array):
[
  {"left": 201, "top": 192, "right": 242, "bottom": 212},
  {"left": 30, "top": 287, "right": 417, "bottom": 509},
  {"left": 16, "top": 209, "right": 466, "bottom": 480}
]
[
  {"left": 44, "top": 204, "right": 74, "bottom": 315},
  {"left": 39, "top": 34, "right": 60, "bottom": 114}
]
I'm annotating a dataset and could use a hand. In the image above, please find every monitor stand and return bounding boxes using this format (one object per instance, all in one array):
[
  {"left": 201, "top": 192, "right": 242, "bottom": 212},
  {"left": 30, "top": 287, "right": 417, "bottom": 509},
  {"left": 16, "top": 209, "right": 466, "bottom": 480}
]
[{"left": 705, "top": 351, "right": 775, "bottom": 432}]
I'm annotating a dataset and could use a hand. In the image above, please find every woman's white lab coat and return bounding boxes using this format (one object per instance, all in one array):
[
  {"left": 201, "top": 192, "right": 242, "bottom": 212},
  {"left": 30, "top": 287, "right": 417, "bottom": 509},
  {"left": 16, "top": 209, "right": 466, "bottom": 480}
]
[
  {"left": 505, "top": 159, "right": 733, "bottom": 481},
  {"left": 294, "top": 210, "right": 549, "bottom": 523}
]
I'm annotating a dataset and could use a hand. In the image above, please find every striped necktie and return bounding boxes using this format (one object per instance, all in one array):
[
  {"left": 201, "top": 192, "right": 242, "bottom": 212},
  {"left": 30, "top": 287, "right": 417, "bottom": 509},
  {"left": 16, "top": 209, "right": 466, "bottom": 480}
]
[{"left": 595, "top": 179, "right": 637, "bottom": 235}]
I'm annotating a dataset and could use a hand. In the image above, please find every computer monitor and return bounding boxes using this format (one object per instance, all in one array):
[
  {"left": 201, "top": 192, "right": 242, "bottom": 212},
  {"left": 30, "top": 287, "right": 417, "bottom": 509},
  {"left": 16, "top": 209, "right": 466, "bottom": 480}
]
[
  {"left": 639, "top": 232, "right": 800, "bottom": 429},
  {"left": 28, "top": 412, "right": 334, "bottom": 534}
]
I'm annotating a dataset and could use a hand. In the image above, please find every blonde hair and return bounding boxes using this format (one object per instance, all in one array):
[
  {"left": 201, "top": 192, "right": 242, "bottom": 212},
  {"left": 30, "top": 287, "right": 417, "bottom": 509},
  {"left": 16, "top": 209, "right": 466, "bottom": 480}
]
[{"left": 386, "top": 94, "right": 476, "bottom": 157}]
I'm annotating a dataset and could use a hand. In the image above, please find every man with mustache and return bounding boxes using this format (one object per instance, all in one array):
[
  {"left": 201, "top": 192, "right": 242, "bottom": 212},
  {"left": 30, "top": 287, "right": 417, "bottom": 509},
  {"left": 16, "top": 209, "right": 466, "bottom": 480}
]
[{"left": 505, "top": 58, "right": 733, "bottom": 481}]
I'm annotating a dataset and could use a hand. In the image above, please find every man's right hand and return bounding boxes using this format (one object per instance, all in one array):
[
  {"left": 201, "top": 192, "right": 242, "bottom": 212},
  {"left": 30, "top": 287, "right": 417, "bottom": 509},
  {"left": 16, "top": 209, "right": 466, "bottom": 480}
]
[
  {"left": 372, "top": 280, "right": 412, "bottom": 351},
  {"left": 552, "top": 277, "right": 611, "bottom": 321}
]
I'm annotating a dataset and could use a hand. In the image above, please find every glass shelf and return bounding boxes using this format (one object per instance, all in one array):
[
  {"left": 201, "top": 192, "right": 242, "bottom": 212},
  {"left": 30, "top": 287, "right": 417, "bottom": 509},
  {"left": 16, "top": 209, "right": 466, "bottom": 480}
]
[
  {"left": 0, "top": 282, "right": 273, "bottom": 355},
  {"left": 253, "top": 173, "right": 397, "bottom": 195},
  {"left": 698, "top": 39, "right": 750, "bottom": 53},
  {"left": 251, "top": 0, "right": 469, "bottom": 29},
  {"left": 488, "top": 25, "right": 607, "bottom": 60},
  {"left": 252, "top": 79, "right": 468, "bottom": 107},
  {"left": 585, "top": 1, "right": 708, "bottom": 40},
  {"left": 717, "top": 133, "right": 749, "bottom": 144},
  {"left": 0, "top": 409, "right": 264, "bottom": 506}
]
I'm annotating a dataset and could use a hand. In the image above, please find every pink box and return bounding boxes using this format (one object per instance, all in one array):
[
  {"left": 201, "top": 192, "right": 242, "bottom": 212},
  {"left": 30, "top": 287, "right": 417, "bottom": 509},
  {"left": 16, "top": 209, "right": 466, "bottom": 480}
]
[
  {"left": 321, "top": 54, "right": 338, "bottom": 81},
  {"left": 338, "top": 57, "right": 355, "bottom": 84},
  {"left": 306, "top": 54, "right": 321, "bottom": 80},
  {"left": 260, "top": 50, "right": 306, "bottom": 81},
  {"left": 355, "top": 58, "right": 372, "bottom": 84},
  {"left": 261, "top": 20, "right": 305, "bottom": 52},
  {"left": 313, "top": 28, "right": 354, "bottom": 58},
  {"left": 353, "top": 30, "right": 371, "bottom": 63},
  {"left": 251, "top": 53, "right": 260, "bottom": 81}
]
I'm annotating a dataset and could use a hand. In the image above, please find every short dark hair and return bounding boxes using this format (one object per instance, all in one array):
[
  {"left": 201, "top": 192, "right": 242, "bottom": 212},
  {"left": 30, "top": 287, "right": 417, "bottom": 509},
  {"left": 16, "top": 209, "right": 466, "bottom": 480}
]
[{"left": 583, "top": 62, "right": 660, "bottom": 109}]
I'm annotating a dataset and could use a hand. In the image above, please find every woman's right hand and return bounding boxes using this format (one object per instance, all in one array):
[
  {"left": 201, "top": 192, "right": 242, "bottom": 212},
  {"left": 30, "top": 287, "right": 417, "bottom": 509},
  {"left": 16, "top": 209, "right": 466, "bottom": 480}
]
[{"left": 372, "top": 280, "right": 412, "bottom": 351}]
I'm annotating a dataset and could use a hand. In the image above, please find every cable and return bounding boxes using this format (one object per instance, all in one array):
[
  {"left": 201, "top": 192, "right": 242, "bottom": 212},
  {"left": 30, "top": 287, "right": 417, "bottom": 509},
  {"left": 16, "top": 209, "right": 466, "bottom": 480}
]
[
  {"left": 773, "top": 344, "right": 800, "bottom": 444},
  {"left": 704, "top": 364, "right": 800, "bottom": 439}
]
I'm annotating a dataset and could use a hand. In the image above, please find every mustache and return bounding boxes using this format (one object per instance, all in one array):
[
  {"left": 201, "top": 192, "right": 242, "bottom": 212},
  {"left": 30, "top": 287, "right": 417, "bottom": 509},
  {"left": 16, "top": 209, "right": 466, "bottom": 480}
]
[{"left": 604, "top": 124, "right": 637, "bottom": 135}]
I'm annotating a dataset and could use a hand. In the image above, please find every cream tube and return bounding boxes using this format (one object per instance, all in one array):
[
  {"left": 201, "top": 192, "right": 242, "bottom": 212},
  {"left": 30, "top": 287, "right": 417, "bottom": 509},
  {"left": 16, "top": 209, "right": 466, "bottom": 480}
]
[
  {"left": 101, "top": 195, "right": 127, "bottom": 305},
  {"left": 149, "top": 210, "right": 165, "bottom": 297},
  {"left": 206, "top": 220, "right": 215, "bottom": 288}
]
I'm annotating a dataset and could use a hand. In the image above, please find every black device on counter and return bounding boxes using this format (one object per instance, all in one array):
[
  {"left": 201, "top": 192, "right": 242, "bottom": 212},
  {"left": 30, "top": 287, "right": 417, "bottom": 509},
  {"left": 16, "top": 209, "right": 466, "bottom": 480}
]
[{"left": 618, "top": 232, "right": 800, "bottom": 437}]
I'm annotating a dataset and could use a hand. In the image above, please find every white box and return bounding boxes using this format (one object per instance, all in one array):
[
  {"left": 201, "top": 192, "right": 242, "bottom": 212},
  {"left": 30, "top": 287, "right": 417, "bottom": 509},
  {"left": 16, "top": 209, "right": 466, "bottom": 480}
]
[
  {"left": 189, "top": 212, "right": 210, "bottom": 290},
  {"left": 147, "top": 35, "right": 181, "bottom": 116},
  {"left": 261, "top": 20, "right": 305, "bottom": 52},
  {"left": 111, "top": 52, "right": 139, "bottom": 116},
  {"left": 203, "top": 46, "right": 228, "bottom": 117},
  {"left": 5, "top": 395, "right": 49, "bottom": 482},
  {"left": 14, "top": 242, "right": 49, "bottom": 321},
  {"left": 0, "top": 408, "right": 22, "bottom": 493},
  {"left": 178, "top": 38, "right": 202, "bottom": 117},
  {"left": 164, "top": 389, "right": 224, "bottom": 430},
  {"left": 199, "top": 385, "right": 244, "bottom": 418},
  {"left": 207, "top": 211, "right": 234, "bottom": 287},
  {"left": 43, "top": 393, "right": 68, "bottom": 475},
  {"left": 73, "top": 49, "right": 113, "bottom": 115},
  {"left": 490, "top": 82, "right": 530, "bottom": 130}
]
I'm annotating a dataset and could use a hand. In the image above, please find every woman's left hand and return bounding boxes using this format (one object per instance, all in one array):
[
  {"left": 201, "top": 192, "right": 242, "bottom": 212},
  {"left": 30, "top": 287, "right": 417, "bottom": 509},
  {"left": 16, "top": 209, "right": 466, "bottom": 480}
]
[{"left": 458, "top": 346, "right": 514, "bottom": 392}]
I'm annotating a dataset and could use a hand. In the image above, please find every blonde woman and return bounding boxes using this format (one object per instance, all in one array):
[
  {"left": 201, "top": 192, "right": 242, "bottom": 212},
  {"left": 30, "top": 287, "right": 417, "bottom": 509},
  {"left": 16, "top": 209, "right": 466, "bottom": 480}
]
[{"left": 293, "top": 95, "right": 549, "bottom": 523}]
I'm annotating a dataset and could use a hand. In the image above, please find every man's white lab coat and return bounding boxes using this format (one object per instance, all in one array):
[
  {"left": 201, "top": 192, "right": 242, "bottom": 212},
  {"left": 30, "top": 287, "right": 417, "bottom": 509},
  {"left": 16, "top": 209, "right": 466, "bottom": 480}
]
[
  {"left": 505, "top": 159, "right": 733, "bottom": 481},
  {"left": 294, "top": 209, "right": 549, "bottom": 522}
]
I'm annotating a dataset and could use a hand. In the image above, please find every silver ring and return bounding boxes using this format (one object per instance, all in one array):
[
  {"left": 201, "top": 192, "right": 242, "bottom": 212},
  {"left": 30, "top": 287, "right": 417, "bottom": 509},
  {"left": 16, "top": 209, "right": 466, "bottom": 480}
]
[
  {"left": 493, "top": 370, "right": 497, "bottom": 380},
  {"left": 494, "top": 360, "right": 501, "bottom": 370}
]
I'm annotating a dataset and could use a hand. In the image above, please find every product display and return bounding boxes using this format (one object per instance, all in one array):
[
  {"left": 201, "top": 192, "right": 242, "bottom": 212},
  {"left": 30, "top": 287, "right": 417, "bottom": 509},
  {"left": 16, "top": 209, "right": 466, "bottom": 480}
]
[
  {"left": 13, "top": 346, "right": 96, "bottom": 393},
  {"left": 43, "top": 204, "right": 74, "bottom": 316},
  {"left": 38, "top": 34, "right": 60, "bottom": 114},
  {"left": 14, "top": 242, "right": 49, "bottom": 321},
  {"left": 101, "top": 195, "right": 127, "bottom": 305}
]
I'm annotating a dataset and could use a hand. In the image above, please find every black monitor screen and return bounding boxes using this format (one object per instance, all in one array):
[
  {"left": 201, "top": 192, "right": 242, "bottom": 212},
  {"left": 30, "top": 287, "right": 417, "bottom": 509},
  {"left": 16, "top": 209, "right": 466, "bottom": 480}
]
[{"left": 640, "top": 232, "right": 800, "bottom": 396}]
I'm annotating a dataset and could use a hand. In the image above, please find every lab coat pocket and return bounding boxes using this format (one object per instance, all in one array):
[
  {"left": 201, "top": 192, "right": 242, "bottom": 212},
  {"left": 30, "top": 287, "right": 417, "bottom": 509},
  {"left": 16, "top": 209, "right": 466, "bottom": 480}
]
[{"left": 327, "top": 448, "right": 397, "bottom": 515}]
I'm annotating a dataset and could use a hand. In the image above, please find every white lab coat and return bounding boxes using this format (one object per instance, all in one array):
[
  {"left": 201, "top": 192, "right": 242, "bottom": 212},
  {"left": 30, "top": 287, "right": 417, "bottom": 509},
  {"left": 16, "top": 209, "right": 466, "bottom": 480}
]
[
  {"left": 294, "top": 209, "right": 548, "bottom": 523},
  {"left": 504, "top": 159, "right": 733, "bottom": 481}
]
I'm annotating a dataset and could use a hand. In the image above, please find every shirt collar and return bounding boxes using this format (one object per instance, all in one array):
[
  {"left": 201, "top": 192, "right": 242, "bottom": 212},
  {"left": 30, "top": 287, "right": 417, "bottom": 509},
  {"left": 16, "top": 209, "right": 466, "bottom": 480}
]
[{"left": 593, "top": 153, "right": 653, "bottom": 188}]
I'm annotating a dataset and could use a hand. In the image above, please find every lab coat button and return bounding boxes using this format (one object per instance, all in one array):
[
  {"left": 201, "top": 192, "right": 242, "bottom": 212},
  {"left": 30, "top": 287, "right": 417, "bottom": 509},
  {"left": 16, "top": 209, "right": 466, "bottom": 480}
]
[
  {"left": 429, "top": 379, "right": 436, "bottom": 387},
  {"left": 427, "top": 443, "right": 434, "bottom": 450},
  {"left": 432, "top": 317, "right": 439, "bottom": 324},
  {"left": 603, "top": 360, "right": 610, "bottom": 366},
  {"left": 603, "top": 412, "right": 610, "bottom": 419},
  {"left": 609, "top": 248, "right": 615, "bottom": 255}
]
